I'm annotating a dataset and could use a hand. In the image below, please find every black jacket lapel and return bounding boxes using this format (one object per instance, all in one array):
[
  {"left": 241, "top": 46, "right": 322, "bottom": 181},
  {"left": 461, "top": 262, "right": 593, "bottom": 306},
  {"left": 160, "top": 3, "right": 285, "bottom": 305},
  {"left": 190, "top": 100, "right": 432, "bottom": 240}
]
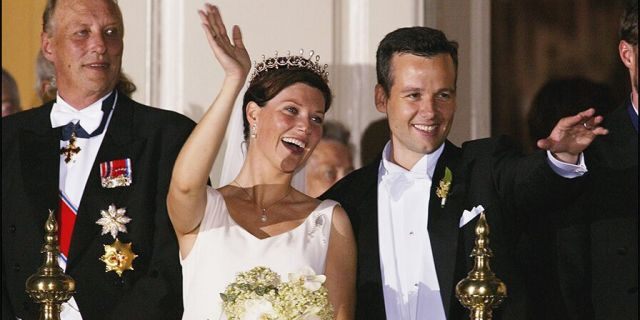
[
  {"left": 354, "top": 161, "right": 383, "bottom": 288},
  {"left": 349, "top": 160, "right": 389, "bottom": 318},
  {"left": 428, "top": 141, "right": 466, "bottom": 318},
  {"left": 19, "top": 103, "right": 60, "bottom": 223}
]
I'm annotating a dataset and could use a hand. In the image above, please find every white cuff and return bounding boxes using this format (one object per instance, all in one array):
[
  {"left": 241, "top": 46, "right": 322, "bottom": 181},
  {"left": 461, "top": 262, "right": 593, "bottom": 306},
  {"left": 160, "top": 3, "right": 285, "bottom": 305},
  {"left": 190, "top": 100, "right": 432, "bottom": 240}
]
[{"left": 546, "top": 151, "right": 588, "bottom": 178}]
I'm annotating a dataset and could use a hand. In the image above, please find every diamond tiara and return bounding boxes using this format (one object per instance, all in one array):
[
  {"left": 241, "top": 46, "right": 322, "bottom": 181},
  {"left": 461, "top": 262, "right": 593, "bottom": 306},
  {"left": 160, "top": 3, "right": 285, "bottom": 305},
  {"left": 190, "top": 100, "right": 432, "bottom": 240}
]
[{"left": 249, "top": 49, "right": 329, "bottom": 83}]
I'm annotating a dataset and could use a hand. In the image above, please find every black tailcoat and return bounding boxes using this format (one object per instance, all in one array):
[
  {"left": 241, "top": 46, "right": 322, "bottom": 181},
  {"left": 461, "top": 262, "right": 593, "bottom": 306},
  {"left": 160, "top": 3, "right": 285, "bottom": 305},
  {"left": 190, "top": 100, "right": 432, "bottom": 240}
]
[
  {"left": 321, "top": 136, "right": 585, "bottom": 320},
  {"left": 2, "top": 93, "right": 195, "bottom": 320}
]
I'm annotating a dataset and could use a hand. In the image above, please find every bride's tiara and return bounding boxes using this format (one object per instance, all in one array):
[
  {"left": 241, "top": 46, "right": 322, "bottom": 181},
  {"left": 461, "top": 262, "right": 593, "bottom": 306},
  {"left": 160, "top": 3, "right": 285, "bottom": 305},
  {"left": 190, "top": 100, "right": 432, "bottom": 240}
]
[{"left": 249, "top": 49, "right": 329, "bottom": 83}]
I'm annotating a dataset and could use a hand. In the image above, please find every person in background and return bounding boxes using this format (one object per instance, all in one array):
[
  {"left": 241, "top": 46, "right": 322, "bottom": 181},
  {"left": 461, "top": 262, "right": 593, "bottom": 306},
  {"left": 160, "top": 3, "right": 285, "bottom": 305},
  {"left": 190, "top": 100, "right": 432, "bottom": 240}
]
[
  {"left": 2, "top": 0, "right": 194, "bottom": 319},
  {"left": 520, "top": 76, "right": 617, "bottom": 319},
  {"left": 551, "top": 2, "right": 638, "bottom": 319},
  {"left": 2, "top": 68, "right": 21, "bottom": 117},
  {"left": 305, "top": 120, "right": 355, "bottom": 197},
  {"left": 321, "top": 26, "right": 606, "bottom": 320}
]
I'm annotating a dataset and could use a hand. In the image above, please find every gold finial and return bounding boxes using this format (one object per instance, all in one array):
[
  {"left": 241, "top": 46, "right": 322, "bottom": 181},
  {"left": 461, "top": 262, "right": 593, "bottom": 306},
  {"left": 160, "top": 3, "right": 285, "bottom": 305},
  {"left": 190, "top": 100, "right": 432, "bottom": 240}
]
[
  {"left": 25, "top": 210, "right": 76, "bottom": 320},
  {"left": 455, "top": 211, "right": 507, "bottom": 320}
]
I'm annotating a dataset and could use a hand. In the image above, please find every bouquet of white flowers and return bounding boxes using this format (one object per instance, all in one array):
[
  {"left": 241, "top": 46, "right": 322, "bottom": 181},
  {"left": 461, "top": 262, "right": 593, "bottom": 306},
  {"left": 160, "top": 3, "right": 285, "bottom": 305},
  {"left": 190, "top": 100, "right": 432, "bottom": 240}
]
[{"left": 220, "top": 266, "right": 334, "bottom": 320}]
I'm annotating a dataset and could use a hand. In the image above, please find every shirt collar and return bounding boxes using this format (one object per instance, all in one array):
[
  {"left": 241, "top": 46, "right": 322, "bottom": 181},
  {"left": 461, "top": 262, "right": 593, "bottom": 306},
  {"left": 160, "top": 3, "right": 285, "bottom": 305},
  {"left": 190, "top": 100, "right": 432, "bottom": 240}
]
[
  {"left": 50, "top": 92, "right": 113, "bottom": 129},
  {"left": 381, "top": 141, "right": 445, "bottom": 180}
]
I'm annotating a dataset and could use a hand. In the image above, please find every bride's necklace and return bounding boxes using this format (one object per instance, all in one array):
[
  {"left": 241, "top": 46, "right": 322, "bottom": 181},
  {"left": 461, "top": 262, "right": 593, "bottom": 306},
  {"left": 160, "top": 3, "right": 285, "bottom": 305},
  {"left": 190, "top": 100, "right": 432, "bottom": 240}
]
[{"left": 232, "top": 180, "right": 292, "bottom": 223}]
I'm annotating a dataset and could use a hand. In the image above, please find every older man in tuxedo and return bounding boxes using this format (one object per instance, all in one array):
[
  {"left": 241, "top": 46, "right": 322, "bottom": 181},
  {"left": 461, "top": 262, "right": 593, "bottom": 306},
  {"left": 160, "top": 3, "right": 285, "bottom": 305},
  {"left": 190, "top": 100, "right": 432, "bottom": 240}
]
[
  {"left": 321, "top": 26, "right": 606, "bottom": 319},
  {"left": 2, "top": 0, "right": 194, "bottom": 319}
]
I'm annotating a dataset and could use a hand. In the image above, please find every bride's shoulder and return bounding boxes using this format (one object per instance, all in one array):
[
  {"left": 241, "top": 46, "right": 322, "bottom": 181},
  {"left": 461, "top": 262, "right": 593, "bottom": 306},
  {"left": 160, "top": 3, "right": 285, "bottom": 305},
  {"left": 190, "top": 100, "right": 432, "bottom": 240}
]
[
  {"left": 294, "top": 191, "right": 350, "bottom": 229},
  {"left": 328, "top": 205, "right": 351, "bottom": 231}
]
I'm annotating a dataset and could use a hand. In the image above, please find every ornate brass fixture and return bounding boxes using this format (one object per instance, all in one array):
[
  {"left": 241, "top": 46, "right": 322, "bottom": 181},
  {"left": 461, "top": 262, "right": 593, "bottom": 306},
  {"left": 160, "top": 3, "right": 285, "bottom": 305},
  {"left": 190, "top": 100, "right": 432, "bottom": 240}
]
[
  {"left": 456, "top": 211, "right": 507, "bottom": 320},
  {"left": 25, "top": 210, "right": 76, "bottom": 320}
]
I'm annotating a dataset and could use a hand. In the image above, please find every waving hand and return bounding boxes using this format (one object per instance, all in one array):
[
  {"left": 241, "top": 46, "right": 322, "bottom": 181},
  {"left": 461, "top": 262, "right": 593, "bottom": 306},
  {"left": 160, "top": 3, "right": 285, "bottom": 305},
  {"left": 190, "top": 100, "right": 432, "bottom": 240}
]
[
  {"left": 537, "top": 108, "right": 609, "bottom": 163},
  {"left": 199, "top": 3, "right": 251, "bottom": 81}
]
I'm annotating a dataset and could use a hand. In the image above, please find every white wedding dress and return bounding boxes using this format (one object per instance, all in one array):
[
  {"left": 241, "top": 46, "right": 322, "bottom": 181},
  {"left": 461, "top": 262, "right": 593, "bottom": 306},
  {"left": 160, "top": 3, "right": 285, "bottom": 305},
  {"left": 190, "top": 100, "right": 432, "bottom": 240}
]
[{"left": 181, "top": 187, "right": 337, "bottom": 320}]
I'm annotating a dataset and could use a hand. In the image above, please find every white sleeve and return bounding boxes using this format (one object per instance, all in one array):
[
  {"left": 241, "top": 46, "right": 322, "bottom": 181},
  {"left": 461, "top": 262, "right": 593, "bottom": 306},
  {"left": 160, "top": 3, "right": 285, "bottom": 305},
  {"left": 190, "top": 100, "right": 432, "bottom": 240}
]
[{"left": 546, "top": 151, "right": 588, "bottom": 178}]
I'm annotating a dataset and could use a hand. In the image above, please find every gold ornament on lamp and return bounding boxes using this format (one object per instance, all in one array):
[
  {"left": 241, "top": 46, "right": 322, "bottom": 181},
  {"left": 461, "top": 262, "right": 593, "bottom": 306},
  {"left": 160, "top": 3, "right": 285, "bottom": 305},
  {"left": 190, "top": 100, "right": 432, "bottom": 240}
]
[
  {"left": 456, "top": 211, "right": 507, "bottom": 320},
  {"left": 25, "top": 210, "right": 76, "bottom": 320}
]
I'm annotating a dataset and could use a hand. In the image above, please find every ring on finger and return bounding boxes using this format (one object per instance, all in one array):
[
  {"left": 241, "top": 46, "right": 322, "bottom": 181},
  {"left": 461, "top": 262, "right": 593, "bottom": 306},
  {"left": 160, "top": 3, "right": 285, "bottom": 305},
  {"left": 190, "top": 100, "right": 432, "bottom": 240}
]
[{"left": 583, "top": 122, "right": 593, "bottom": 130}]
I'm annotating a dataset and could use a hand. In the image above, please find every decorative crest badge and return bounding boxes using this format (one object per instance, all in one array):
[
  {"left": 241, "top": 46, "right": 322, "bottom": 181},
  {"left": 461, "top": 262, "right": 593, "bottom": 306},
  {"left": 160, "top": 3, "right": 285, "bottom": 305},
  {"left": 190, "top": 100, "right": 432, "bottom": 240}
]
[
  {"left": 60, "top": 132, "right": 81, "bottom": 163},
  {"left": 96, "top": 204, "right": 132, "bottom": 239},
  {"left": 436, "top": 167, "right": 453, "bottom": 208},
  {"left": 100, "top": 238, "right": 137, "bottom": 277},
  {"left": 100, "top": 159, "right": 133, "bottom": 188}
]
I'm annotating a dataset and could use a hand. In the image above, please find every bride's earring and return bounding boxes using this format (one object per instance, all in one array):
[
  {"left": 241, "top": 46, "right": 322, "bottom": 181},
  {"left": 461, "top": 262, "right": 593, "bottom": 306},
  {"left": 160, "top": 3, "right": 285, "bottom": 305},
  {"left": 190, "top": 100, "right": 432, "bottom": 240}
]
[{"left": 250, "top": 123, "right": 257, "bottom": 139}]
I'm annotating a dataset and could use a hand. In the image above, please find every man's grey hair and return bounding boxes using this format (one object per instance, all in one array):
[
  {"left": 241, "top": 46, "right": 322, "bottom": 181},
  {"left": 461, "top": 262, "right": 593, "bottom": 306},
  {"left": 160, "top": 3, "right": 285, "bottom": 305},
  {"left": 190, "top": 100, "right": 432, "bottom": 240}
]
[
  {"left": 42, "top": 0, "right": 121, "bottom": 33},
  {"left": 35, "top": 51, "right": 56, "bottom": 95}
]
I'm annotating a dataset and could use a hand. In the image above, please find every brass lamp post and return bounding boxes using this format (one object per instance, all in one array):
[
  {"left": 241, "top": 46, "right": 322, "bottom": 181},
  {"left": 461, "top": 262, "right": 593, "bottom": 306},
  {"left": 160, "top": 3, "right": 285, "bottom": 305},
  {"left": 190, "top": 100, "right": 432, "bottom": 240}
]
[
  {"left": 25, "top": 210, "right": 76, "bottom": 320},
  {"left": 456, "top": 211, "right": 507, "bottom": 320}
]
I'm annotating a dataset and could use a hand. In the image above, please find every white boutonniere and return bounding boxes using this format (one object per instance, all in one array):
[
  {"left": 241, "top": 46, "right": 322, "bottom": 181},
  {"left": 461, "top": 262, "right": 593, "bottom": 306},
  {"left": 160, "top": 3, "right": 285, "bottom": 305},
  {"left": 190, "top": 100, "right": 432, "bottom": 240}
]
[{"left": 436, "top": 167, "right": 453, "bottom": 208}]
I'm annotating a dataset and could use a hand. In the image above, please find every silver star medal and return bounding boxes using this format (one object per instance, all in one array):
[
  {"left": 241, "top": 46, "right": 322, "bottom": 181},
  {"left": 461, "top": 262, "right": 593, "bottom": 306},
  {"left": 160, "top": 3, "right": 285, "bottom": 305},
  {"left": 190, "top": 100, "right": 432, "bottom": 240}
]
[{"left": 96, "top": 204, "right": 132, "bottom": 238}]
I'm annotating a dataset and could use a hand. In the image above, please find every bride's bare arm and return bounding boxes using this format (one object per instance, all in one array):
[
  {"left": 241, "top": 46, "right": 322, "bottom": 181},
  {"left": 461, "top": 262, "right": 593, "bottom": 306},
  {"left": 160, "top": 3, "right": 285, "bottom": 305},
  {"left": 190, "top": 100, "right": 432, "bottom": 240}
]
[
  {"left": 325, "top": 206, "right": 357, "bottom": 319},
  {"left": 167, "top": 3, "right": 250, "bottom": 257}
]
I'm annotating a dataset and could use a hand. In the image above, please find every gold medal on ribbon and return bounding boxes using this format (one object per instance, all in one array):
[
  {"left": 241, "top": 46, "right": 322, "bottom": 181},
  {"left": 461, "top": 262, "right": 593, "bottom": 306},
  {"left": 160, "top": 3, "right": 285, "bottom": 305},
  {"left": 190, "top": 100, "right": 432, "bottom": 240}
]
[
  {"left": 60, "top": 132, "right": 81, "bottom": 164},
  {"left": 100, "top": 238, "right": 138, "bottom": 277}
]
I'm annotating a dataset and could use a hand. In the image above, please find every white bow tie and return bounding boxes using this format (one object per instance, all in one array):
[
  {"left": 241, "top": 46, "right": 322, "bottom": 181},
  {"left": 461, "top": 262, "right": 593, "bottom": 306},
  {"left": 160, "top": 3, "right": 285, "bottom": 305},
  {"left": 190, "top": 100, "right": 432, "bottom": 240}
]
[
  {"left": 50, "top": 102, "right": 103, "bottom": 133},
  {"left": 381, "top": 171, "right": 430, "bottom": 201}
]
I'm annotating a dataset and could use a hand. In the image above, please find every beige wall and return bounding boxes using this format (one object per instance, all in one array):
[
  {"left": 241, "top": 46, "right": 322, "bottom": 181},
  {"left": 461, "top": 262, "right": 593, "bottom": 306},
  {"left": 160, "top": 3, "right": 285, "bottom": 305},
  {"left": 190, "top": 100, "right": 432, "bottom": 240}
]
[{"left": 2, "top": 0, "right": 47, "bottom": 109}]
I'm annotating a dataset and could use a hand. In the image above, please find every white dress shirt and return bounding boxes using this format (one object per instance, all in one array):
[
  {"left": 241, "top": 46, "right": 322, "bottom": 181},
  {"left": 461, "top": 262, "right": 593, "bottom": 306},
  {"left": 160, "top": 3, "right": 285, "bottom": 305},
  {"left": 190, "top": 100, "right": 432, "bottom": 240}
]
[
  {"left": 49, "top": 92, "right": 116, "bottom": 320},
  {"left": 378, "top": 142, "right": 447, "bottom": 320},
  {"left": 377, "top": 141, "right": 587, "bottom": 320}
]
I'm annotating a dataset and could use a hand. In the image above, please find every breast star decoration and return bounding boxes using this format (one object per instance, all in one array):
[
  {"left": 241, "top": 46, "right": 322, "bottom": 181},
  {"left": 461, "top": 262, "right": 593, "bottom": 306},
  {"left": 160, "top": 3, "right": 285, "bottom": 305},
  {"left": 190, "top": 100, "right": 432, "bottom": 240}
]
[
  {"left": 96, "top": 204, "right": 132, "bottom": 239},
  {"left": 436, "top": 167, "right": 453, "bottom": 208},
  {"left": 100, "top": 238, "right": 138, "bottom": 277},
  {"left": 96, "top": 204, "right": 137, "bottom": 276}
]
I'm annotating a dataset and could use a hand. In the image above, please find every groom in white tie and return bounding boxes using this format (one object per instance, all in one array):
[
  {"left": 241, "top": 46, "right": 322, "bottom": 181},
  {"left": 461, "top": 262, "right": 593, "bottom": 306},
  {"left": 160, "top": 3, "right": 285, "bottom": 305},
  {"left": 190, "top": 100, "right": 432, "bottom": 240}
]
[
  {"left": 321, "top": 26, "right": 608, "bottom": 320},
  {"left": 2, "top": 0, "right": 194, "bottom": 319}
]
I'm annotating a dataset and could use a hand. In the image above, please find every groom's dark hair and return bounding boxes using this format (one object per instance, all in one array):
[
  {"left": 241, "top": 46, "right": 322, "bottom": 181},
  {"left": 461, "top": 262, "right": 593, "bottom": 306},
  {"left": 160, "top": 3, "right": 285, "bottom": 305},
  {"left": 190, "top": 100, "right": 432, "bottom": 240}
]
[{"left": 376, "top": 27, "right": 459, "bottom": 95}]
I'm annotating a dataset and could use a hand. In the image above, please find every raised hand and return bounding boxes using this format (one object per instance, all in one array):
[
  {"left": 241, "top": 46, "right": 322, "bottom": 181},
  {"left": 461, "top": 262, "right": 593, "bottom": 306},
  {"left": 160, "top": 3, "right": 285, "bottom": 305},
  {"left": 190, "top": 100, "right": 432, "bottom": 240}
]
[
  {"left": 199, "top": 3, "right": 251, "bottom": 81},
  {"left": 537, "top": 108, "right": 609, "bottom": 163}
]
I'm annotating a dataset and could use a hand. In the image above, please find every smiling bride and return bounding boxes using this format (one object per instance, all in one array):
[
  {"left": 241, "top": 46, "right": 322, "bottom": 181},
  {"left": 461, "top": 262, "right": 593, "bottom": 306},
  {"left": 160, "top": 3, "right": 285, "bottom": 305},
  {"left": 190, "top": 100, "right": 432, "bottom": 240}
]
[{"left": 166, "top": 3, "right": 356, "bottom": 320}]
